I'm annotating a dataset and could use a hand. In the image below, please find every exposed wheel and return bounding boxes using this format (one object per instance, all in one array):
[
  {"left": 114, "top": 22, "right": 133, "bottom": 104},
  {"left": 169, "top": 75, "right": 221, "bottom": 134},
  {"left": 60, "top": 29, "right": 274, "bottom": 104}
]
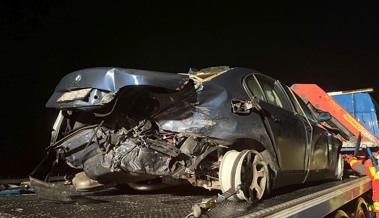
[
  {"left": 333, "top": 210, "right": 349, "bottom": 218},
  {"left": 353, "top": 197, "right": 369, "bottom": 218},
  {"left": 219, "top": 149, "right": 269, "bottom": 202}
]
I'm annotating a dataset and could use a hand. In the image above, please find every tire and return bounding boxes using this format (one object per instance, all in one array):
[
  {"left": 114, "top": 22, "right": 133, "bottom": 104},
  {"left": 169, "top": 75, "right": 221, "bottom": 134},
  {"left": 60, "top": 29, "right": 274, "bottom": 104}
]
[
  {"left": 219, "top": 149, "right": 269, "bottom": 202},
  {"left": 353, "top": 197, "right": 369, "bottom": 218},
  {"left": 332, "top": 210, "right": 349, "bottom": 218}
]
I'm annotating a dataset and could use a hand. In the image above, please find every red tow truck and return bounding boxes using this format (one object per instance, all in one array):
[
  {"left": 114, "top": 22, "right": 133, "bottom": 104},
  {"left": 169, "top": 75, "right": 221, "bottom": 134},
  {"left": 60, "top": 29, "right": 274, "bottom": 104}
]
[
  {"left": 291, "top": 84, "right": 379, "bottom": 150},
  {"left": 289, "top": 84, "right": 379, "bottom": 218}
]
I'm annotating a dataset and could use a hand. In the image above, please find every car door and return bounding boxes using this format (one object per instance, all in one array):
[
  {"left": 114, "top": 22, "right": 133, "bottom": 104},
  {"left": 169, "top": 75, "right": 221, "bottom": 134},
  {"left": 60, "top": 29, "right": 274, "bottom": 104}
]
[
  {"left": 290, "top": 91, "right": 340, "bottom": 178},
  {"left": 243, "top": 74, "right": 310, "bottom": 174}
]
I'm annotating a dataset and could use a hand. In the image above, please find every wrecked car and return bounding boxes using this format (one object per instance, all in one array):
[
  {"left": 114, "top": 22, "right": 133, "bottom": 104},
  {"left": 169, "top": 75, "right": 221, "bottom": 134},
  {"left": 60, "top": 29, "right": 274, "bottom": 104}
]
[{"left": 30, "top": 66, "right": 344, "bottom": 203}]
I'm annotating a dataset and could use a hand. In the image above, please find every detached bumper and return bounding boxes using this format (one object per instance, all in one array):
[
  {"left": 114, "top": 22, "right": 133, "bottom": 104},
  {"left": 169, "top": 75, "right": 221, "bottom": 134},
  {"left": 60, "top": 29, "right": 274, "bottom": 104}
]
[
  {"left": 29, "top": 176, "right": 75, "bottom": 202},
  {"left": 29, "top": 149, "right": 77, "bottom": 202}
]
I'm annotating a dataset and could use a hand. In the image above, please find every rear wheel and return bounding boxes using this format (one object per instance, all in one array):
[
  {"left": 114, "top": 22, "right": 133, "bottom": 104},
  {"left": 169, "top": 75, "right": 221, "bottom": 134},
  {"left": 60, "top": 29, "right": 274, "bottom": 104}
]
[{"left": 219, "top": 149, "right": 269, "bottom": 202}]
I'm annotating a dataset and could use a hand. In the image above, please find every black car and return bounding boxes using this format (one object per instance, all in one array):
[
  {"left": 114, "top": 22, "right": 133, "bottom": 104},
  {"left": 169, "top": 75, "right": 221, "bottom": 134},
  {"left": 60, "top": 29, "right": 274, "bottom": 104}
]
[{"left": 30, "top": 66, "right": 343, "bottom": 202}]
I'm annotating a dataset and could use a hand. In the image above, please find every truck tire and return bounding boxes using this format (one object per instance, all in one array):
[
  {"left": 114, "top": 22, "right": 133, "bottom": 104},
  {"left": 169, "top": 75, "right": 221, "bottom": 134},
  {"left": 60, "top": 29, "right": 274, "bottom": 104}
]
[
  {"left": 332, "top": 210, "right": 349, "bottom": 218},
  {"left": 353, "top": 197, "right": 369, "bottom": 218}
]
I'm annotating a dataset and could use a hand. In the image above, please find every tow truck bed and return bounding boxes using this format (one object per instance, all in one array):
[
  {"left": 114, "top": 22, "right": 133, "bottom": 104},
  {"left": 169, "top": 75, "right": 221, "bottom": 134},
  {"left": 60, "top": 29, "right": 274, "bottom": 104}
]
[{"left": 0, "top": 176, "right": 371, "bottom": 218}]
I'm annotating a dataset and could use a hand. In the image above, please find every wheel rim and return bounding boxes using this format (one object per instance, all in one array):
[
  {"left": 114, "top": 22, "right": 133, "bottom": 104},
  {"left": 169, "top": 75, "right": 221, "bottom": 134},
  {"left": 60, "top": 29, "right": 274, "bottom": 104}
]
[
  {"left": 219, "top": 149, "right": 269, "bottom": 202},
  {"left": 249, "top": 150, "right": 268, "bottom": 200}
]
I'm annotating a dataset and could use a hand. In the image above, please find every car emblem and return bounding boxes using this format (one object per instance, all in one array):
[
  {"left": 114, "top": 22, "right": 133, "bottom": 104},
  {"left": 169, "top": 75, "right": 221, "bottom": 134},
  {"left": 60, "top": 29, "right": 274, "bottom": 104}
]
[{"left": 75, "top": 74, "right": 82, "bottom": 82}]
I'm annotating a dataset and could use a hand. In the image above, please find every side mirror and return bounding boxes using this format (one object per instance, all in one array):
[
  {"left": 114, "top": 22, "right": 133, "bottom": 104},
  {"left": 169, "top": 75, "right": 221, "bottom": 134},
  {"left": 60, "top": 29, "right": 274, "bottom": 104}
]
[
  {"left": 231, "top": 97, "right": 261, "bottom": 115},
  {"left": 318, "top": 111, "right": 332, "bottom": 122}
]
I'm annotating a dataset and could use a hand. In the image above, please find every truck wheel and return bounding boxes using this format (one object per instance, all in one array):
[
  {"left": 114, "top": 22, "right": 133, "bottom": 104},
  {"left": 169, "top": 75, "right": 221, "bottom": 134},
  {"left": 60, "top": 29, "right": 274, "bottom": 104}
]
[
  {"left": 353, "top": 197, "right": 369, "bottom": 218},
  {"left": 219, "top": 149, "right": 269, "bottom": 202},
  {"left": 333, "top": 210, "right": 349, "bottom": 218},
  {"left": 332, "top": 210, "right": 349, "bottom": 218}
]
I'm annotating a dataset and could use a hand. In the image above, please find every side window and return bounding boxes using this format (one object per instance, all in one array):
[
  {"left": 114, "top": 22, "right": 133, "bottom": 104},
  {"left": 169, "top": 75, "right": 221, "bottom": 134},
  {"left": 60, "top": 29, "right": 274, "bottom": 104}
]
[
  {"left": 244, "top": 75, "right": 266, "bottom": 101},
  {"left": 281, "top": 83, "right": 303, "bottom": 114},
  {"left": 281, "top": 83, "right": 316, "bottom": 121},
  {"left": 254, "top": 74, "right": 290, "bottom": 110},
  {"left": 294, "top": 92, "right": 317, "bottom": 121}
]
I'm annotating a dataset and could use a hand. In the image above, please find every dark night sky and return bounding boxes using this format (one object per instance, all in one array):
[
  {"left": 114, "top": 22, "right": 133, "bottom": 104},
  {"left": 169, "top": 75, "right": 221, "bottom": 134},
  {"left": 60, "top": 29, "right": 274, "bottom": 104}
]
[{"left": 1, "top": 1, "right": 379, "bottom": 179}]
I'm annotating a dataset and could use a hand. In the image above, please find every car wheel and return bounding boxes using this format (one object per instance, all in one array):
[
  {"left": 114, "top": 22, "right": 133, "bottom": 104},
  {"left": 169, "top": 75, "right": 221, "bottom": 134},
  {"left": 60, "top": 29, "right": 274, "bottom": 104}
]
[{"left": 219, "top": 149, "right": 269, "bottom": 202}]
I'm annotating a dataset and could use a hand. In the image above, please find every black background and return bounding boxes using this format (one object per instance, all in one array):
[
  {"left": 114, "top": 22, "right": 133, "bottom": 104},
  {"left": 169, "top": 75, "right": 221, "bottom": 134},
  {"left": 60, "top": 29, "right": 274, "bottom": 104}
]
[{"left": 1, "top": 1, "right": 379, "bottom": 179}]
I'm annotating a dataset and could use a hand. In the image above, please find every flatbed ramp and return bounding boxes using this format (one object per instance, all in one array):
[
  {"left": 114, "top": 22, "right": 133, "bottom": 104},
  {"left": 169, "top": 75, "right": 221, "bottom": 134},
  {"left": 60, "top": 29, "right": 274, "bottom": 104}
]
[{"left": 0, "top": 176, "right": 371, "bottom": 218}]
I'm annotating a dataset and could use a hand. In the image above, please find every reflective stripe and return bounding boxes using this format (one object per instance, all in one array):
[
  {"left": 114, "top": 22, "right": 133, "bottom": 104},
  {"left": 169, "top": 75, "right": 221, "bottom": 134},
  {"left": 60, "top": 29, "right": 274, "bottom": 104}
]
[
  {"left": 374, "top": 202, "right": 379, "bottom": 210},
  {"left": 350, "top": 160, "right": 358, "bottom": 166},
  {"left": 371, "top": 167, "right": 377, "bottom": 176}
]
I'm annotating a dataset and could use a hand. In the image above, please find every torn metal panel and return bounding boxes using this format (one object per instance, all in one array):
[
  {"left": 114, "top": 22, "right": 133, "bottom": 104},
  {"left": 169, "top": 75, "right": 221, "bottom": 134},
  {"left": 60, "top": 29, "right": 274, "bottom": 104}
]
[
  {"left": 46, "top": 67, "right": 190, "bottom": 109},
  {"left": 156, "top": 67, "right": 269, "bottom": 143},
  {"left": 185, "top": 66, "right": 230, "bottom": 82}
]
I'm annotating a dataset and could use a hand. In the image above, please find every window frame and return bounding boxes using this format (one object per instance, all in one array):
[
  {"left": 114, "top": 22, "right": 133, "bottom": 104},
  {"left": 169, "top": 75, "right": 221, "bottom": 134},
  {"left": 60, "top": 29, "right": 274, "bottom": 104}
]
[{"left": 243, "top": 73, "right": 292, "bottom": 111}]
